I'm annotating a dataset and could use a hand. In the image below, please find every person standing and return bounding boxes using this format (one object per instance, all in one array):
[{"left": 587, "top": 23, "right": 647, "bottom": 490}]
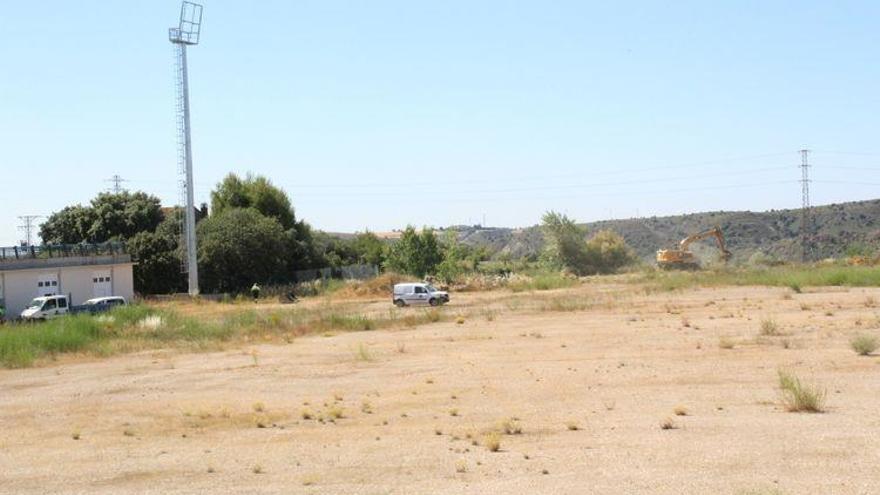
[{"left": 250, "top": 283, "right": 261, "bottom": 301}]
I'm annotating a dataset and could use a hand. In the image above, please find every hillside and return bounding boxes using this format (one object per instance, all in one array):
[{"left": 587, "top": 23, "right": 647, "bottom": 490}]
[{"left": 448, "top": 199, "right": 880, "bottom": 263}]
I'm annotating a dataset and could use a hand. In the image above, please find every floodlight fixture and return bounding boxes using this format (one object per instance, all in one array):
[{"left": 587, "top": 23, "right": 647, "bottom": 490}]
[{"left": 169, "top": 1, "right": 203, "bottom": 45}]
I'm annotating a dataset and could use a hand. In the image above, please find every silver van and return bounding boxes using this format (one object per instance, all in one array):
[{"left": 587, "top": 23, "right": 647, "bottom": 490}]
[{"left": 393, "top": 283, "right": 450, "bottom": 307}]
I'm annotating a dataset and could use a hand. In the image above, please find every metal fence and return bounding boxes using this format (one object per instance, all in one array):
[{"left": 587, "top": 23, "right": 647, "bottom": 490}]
[
  {"left": 292, "top": 263, "right": 379, "bottom": 283},
  {"left": 0, "top": 242, "right": 127, "bottom": 262}
]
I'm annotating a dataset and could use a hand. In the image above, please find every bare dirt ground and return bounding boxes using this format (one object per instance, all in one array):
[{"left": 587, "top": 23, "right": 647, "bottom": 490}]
[{"left": 2, "top": 283, "right": 879, "bottom": 494}]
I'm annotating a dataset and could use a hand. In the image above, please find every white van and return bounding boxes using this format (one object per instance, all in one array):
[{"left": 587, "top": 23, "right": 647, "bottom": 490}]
[
  {"left": 392, "top": 283, "right": 450, "bottom": 307},
  {"left": 20, "top": 295, "right": 70, "bottom": 320}
]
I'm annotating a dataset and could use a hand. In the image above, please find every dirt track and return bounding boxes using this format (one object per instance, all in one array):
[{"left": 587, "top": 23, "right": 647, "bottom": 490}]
[{"left": 2, "top": 284, "right": 879, "bottom": 494}]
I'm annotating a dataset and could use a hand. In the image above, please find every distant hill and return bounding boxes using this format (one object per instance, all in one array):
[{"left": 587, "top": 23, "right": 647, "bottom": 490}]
[{"left": 445, "top": 198, "right": 880, "bottom": 263}]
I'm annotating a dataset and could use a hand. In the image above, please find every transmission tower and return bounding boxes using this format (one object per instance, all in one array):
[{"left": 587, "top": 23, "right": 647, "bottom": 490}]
[
  {"left": 105, "top": 174, "right": 127, "bottom": 194},
  {"left": 169, "top": 1, "right": 203, "bottom": 296},
  {"left": 18, "top": 215, "right": 42, "bottom": 247},
  {"left": 799, "top": 149, "right": 812, "bottom": 262}
]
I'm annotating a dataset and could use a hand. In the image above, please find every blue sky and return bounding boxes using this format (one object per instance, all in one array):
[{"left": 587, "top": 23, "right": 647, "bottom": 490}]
[{"left": 1, "top": 1, "right": 878, "bottom": 245}]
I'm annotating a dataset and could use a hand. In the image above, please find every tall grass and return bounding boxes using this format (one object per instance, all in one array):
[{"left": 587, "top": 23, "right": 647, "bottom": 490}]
[
  {"left": 0, "top": 315, "right": 104, "bottom": 367},
  {"left": 778, "top": 370, "right": 826, "bottom": 413},
  {"left": 638, "top": 265, "right": 880, "bottom": 291},
  {"left": 0, "top": 301, "right": 451, "bottom": 368},
  {"left": 508, "top": 273, "right": 579, "bottom": 292}
]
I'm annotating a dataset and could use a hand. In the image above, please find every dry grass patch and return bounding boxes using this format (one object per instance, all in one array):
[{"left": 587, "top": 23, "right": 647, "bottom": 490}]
[
  {"left": 565, "top": 420, "right": 580, "bottom": 431},
  {"left": 354, "top": 343, "right": 374, "bottom": 362},
  {"left": 778, "top": 370, "right": 826, "bottom": 413},
  {"left": 759, "top": 318, "right": 780, "bottom": 336},
  {"left": 673, "top": 406, "right": 688, "bottom": 416},
  {"left": 499, "top": 417, "right": 523, "bottom": 435},
  {"left": 659, "top": 417, "right": 677, "bottom": 430},
  {"left": 718, "top": 336, "right": 736, "bottom": 349},
  {"left": 483, "top": 431, "right": 502, "bottom": 452},
  {"left": 850, "top": 334, "right": 878, "bottom": 356}
]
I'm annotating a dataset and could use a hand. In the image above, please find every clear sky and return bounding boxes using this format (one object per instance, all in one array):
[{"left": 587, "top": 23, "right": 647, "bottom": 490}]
[{"left": 1, "top": 1, "right": 878, "bottom": 245}]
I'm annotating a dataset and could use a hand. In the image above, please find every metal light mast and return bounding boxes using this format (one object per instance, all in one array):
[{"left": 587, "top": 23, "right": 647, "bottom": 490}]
[{"left": 169, "top": 2, "right": 203, "bottom": 296}]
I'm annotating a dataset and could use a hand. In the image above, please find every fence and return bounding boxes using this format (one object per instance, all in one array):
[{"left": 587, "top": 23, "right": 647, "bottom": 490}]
[
  {"left": 0, "top": 242, "right": 127, "bottom": 262},
  {"left": 292, "top": 263, "right": 379, "bottom": 283}
]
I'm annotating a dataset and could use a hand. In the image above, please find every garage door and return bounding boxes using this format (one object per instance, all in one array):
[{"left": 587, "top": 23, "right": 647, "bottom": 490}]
[
  {"left": 92, "top": 270, "right": 112, "bottom": 298},
  {"left": 37, "top": 273, "right": 59, "bottom": 297}
]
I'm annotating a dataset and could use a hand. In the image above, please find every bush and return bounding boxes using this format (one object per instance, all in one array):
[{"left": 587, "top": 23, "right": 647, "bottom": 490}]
[
  {"left": 778, "top": 370, "right": 826, "bottom": 413},
  {"left": 850, "top": 334, "right": 878, "bottom": 356},
  {"left": 541, "top": 212, "right": 635, "bottom": 275}
]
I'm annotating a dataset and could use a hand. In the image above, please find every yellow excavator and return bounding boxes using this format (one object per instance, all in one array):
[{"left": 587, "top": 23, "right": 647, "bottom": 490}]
[{"left": 656, "top": 227, "right": 732, "bottom": 270}]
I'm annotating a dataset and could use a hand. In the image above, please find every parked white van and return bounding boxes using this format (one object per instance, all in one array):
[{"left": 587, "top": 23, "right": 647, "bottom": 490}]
[
  {"left": 20, "top": 295, "right": 70, "bottom": 320},
  {"left": 392, "top": 283, "right": 450, "bottom": 307}
]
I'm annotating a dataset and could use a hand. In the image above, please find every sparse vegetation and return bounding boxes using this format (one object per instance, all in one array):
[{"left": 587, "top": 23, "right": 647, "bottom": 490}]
[
  {"left": 718, "top": 336, "right": 736, "bottom": 349},
  {"left": 355, "top": 343, "right": 374, "bottom": 362},
  {"left": 637, "top": 265, "right": 880, "bottom": 292},
  {"left": 483, "top": 432, "right": 502, "bottom": 452},
  {"left": 565, "top": 421, "right": 580, "bottom": 431},
  {"left": 499, "top": 418, "right": 523, "bottom": 435},
  {"left": 660, "top": 418, "right": 677, "bottom": 430},
  {"left": 759, "top": 318, "right": 779, "bottom": 336},
  {"left": 673, "top": 406, "right": 688, "bottom": 416},
  {"left": 778, "top": 370, "right": 826, "bottom": 413},
  {"left": 850, "top": 334, "right": 878, "bottom": 356}
]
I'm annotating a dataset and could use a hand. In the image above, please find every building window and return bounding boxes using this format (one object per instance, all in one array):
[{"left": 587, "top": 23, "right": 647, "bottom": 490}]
[{"left": 38, "top": 282, "right": 44, "bottom": 287}]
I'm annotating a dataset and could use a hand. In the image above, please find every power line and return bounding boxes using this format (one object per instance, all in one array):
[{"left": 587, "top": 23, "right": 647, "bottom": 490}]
[
  {"left": 17, "top": 215, "right": 42, "bottom": 247},
  {"left": 105, "top": 174, "right": 128, "bottom": 194},
  {"left": 800, "top": 149, "right": 812, "bottom": 262}
]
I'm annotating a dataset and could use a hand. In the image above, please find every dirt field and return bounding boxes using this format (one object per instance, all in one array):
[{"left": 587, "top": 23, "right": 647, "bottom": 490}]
[{"left": 2, "top": 283, "right": 879, "bottom": 494}]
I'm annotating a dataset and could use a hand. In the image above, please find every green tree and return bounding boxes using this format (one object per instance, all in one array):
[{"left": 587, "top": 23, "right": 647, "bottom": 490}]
[
  {"left": 40, "top": 205, "right": 97, "bottom": 244},
  {"left": 40, "top": 191, "right": 162, "bottom": 244},
  {"left": 541, "top": 211, "right": 590, "bottom": 274},
  {"left": 88, "top": 192, "right": 163, "bottom": 241},
  {"left": 541, "top": 212, "right": 635, "bottom": 275},
  {"left": 385, "top": 226, "right": 441, "bottom": 277},
  {"left": 197, "top": 208, "right": 289, "bottom": 292},
  {"left": 583, "top": 229, "right": 636, "bottom": 274},
  {"left": 436, "top": 231, "right": 466, "bottom": 283},
  {"left": 210, "top": 173, "right": 296, "bottom": 230},
  {"left": 127, "top": 214, "right": 185, "bottom": 294},
  {"left": 351, "top": 231, "right": 386, "bottom": 267}
]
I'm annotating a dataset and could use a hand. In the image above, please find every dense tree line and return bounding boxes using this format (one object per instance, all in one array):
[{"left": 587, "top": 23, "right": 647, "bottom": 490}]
[{"left": 39, "top": 177, "right": 635, "bottom": 295}]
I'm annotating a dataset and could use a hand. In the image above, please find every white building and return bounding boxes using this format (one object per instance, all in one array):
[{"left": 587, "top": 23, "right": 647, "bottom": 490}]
[{"left": 0, "top": 245, "right": 134, "bottom": 320}]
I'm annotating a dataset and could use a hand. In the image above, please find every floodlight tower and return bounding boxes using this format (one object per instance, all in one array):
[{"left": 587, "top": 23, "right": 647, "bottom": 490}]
[{"left": 169, "top": 2, "right": 203, "bottom": 296}]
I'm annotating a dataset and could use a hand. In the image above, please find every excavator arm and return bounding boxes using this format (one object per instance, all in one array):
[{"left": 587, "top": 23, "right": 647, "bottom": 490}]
[{"left": 678, "top": 227, "right": 732, "bottom": 260}]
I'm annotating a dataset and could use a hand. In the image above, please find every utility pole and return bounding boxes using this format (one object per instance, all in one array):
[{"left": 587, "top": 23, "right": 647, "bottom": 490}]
[
  {"left": 17, "top": 215, "right": 42, "bottom": 247},
  {"left": 169, "top": 2, "right": 203, "bottom": 296},
  {"left": 799, "top": 149, "right": 812, "bottom": 262},
  {"left": 106, "top": 174, "right": 127, "bottom": 194}
]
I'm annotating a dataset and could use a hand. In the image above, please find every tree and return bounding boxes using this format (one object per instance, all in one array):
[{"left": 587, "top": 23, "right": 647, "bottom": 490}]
[
  {"left": 541, "top": 211, "right": 590, "bottom": 274},
  {"left": 436, "top": 231, "right": 466, "bottom": 283},
  {"left": 127, "top": 214, "right": 185, "bottom": 294},
  {"left": 541, "top": 212, "right": 634, "bottom": 275},
  {"left": 211, "top": 173, "right": 296, "bottom": 230},
  {"left": 351, "top": 231, "right": 386, "bottom": 267},
  {"left": 385, "top": 226, "right": 441, "bottom": 277},
  {"left": 197, "top": 208, "right": 289, "bottom": 292},
  {"left": 584, "top": 229, "right": 636, "bottom": 274},
  {"left": 39, "top": 191, "right": 162, "bottom": 244},
  {"left": 40, "top": 205, "right": 97, "bottom": 244}
]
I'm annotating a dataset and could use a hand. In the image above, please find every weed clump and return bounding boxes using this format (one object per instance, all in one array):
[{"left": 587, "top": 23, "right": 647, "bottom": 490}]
[
  {"left": 483, "top": 432, "right": 502, "bottom": 452},
  {"left": 778, "top": 370, "right": 826, "bottom": 413},
  {"left": 850, "top": 334, "right": 878, "bottom": 356},
  {"left": 759, "top": 318, "right": 779, "bottom": 336}
]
